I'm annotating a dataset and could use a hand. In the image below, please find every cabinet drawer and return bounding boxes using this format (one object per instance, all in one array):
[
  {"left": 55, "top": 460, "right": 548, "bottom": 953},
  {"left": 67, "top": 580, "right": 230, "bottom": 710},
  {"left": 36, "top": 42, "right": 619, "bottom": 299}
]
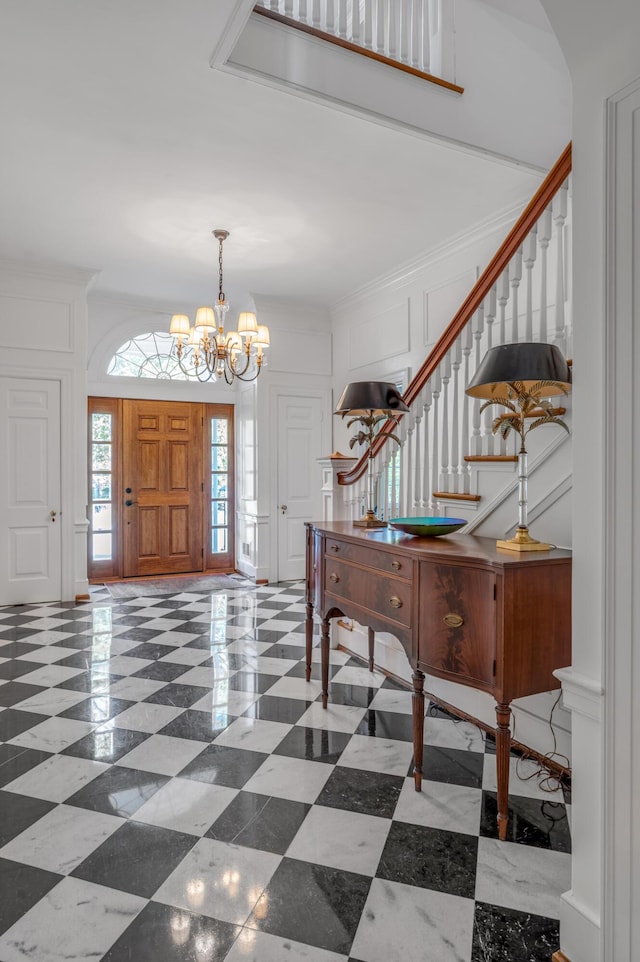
[
  {"left": 324, "top": 558, "right": 413, "bottom": 627},
  {"left": 418, "top": 561, "right": 496, "bottom": 688},
  {"left": 325, "top": 539, "right": 411, "bottom": 580}
]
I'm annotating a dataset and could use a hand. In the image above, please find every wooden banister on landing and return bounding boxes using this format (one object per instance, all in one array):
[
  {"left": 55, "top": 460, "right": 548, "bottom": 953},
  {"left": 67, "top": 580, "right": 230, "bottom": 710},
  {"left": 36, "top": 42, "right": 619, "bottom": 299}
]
[
  {"left": 253, "top": 5, "right": 464, "bottom": 95},
  {"left": 338, "top": 142, "right": 573, "bottom": 486}
]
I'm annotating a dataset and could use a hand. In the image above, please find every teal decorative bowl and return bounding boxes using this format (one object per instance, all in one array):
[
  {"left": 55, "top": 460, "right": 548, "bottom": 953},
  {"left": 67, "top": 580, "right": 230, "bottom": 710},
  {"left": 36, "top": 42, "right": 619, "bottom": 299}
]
[{"left": 388, "top": 517, "right": 467, "bottom": 537}]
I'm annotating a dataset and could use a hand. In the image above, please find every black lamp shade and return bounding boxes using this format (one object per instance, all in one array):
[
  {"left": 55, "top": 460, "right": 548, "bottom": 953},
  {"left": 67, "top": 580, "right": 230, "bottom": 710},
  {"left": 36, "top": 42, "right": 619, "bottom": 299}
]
[
  {"left": 334, "top": 381, "right": 410, "bottom": 416},
  {"left": 465, "top": 342, "right": 572, "bottom": 399}
]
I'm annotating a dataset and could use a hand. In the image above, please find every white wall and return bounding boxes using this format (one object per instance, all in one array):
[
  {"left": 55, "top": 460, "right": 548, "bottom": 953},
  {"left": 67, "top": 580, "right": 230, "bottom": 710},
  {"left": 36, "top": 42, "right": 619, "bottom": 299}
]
[{"left": 0, "top": 263, "right": 95, "bottom": 602}]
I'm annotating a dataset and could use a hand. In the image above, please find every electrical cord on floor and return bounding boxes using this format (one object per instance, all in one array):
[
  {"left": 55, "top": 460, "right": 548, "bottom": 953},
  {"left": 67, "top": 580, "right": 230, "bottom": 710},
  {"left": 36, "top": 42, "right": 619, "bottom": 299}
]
[{"left": 513, "top": 691, "right": 571, "bottom": 794}]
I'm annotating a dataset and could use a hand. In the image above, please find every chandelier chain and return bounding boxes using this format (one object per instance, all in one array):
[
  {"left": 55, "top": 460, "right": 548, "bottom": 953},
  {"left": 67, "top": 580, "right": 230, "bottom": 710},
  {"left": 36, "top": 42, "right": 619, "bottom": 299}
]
[{"left": 218, "top": 236, "right": 225, "bottom": 303}]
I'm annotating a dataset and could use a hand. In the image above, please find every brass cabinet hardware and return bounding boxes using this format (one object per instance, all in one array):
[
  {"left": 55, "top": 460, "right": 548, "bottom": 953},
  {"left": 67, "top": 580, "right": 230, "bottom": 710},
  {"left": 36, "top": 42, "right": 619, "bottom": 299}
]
[
  {"left": 389, "top": 596, "right": 403, "bottom": 609},
  {"left": 391, "top": 560, "right": 401, "bottom": 570},
  {"left": 330, "top": 545, "right": 339, "bottom": 552},
  {"left": 443, "top": 613, "right": 464, "bottom": 628},
  {"left": 329, "top": 573, "right": 340, "bottom": 583}
]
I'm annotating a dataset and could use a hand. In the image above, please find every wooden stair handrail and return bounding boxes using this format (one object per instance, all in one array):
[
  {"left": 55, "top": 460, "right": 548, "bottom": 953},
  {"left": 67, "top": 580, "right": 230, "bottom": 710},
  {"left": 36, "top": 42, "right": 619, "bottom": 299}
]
[
  {"left": 253, "top": 5, "right": 464, "bottom": 95},
  {"left": 338, "top": 142, "right": 572, "bottom": 486}
]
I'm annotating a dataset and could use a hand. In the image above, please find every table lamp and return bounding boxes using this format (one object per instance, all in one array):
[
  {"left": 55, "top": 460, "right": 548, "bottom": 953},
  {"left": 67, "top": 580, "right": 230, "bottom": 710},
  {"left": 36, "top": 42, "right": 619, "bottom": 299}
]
[
  {"left": 465, "top": 342, "right": 571, "bottom": 551},
  {"left": 335, "top": 381, "right": 409, "bottom": 527}
]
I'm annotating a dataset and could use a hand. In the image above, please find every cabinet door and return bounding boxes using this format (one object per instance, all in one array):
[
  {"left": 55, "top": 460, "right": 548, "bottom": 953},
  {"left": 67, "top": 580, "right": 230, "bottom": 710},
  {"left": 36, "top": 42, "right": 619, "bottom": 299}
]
[{"left": 419, "top": 562, "right": 496, "bottom": 690}]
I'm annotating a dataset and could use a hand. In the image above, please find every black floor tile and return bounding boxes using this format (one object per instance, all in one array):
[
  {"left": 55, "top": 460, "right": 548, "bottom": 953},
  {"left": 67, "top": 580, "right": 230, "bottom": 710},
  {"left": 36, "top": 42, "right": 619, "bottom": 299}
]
[
  {"left": 0, "top": 708, "right": 49, "bottom": 740},
  {"left": 0, "top": 858, "right": 62, "bottom": 935},
  {"left": 246, "top": 857, "right": 371, "bottom": 955},
  {"left": 316, "top": 766, "right": 403, "bottom": 818},
  {"left": 124, "top": 642, "right": 181, "bottom": 661},
  {"left": 56, "top": 670, "right": 124, "bottom": 693},
  {"left": 66, "top": 764, "right": 170, "bottom": 817},
  {"left": 58, "top": 696, "right": 135, "bottom": 724},
  {"left": 0, "top": 660, "right": 41, "bottom": 681},
  {"left": 356, "top": 709, "right": 414, "bottom": 742},
  {"left": 471, "top": 902, "right": 560, "bottom": 962},
  {"left": 0, "top": 745, "right": 53, "bottom": 788},
  {"left": 259, "top": 642, "right": 307, "bottom": 660},
  {"left": 322, "top": 681, "right": 377, "bottom": 708},
  {"left": 72, "top": 820, "right": 196, "bottom": 898},
  {"left": 0, "top": 643, "right": 41, "bottom": 659},
  {"left": 0, "top": 628, "right": 40, "bottom": 642},
  {"left": 243, "top": 694, "right": 312, "bottom": 725},
  {"left": 0, "top": 682, "right": 46, "bottom": 708},
  {"left": 421, "top": 744, "right": 485, "bottom": 789},
  {"left": 0, "top": 791, "right": 56, "bottom": 845},
  {"left": 113, "top": 628, "right": 165, "bottom": 643},
  {"left": 178, "top": 743, "right": 268, "bottom": 789},
  {"left": 55, "top": 650, "right": 102, "bottom": 668},
  {"left": 132, "top": 661, "right": 190, "bottom": 682},
  {"left": 63, "top": 727, "right": 151, "bottom": 763},
  {"left": 274, "top": 726, "right": 352, "bottom": 765},
  {"left": 228, "top": 672, "right": 279, "bottom": 695},
  {"left": 206, "top": 791, "right": 310, "bottom": 854},
  {"left": 377, "top": 820, "right": 478, "bottom": 899},
  {"left": 480, "top": 791, "right": 571, "bottom": 852},
  {"left": 159, "top": 709, "right": 230, "bottom": 742},
  {"left": 143, "top": 683, "right": 207, "bottom": 708},
  {"left": 101, "top": 901, "right": 240, "bottom": 962},
  {"left": 287, "top": 661, "right": 342, "bottom": 682}
]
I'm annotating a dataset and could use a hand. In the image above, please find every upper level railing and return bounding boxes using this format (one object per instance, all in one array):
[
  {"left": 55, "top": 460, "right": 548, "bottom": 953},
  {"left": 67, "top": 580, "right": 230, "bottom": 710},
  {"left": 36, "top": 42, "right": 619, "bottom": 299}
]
[
  {"left": 254, "top": 0, "right": 462, "bottom": 93},
  {"left": 335, "top": 143, "right": 573, "bottom": 520}
]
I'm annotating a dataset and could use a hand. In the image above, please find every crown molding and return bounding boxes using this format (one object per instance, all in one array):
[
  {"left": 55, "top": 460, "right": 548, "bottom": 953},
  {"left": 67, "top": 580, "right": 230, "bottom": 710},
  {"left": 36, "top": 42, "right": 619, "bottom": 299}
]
[{"left": 0, "top": 258, "right": 98, "bottom": 288}]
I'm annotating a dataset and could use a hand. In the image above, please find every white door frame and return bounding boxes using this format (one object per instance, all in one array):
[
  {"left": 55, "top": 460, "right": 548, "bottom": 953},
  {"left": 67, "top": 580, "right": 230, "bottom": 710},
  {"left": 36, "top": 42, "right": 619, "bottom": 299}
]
[
  {"left": 0, "top": 364, "right": 80, "bottom": 604},
  {"left": 269, "top": 384, "right": 332, "bottom": 583}
]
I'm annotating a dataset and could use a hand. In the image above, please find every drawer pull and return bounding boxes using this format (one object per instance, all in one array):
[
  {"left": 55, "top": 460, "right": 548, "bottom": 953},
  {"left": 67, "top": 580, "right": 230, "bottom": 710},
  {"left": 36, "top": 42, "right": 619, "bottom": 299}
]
[
  {"left": 389, "top": 596, "right": 403, "bottom": 609},
  {"left": 329, "top": 573, "right": 340, "bottom": 584},
  {"left": 330, "top": 545, "right": 339, "bottom": 552},
  {"left": 443, "top": 613, "right": 464, "bottom": 628},
  {"left": 390, "top": 560, "right": 401, "bottom": 570}
]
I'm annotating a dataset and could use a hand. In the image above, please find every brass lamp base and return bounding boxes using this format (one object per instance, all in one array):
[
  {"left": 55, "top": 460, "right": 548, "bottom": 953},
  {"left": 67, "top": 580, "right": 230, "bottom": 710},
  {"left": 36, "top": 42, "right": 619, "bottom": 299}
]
[
  {"left": 354, "top": 510, "right": 387, "bottom": 529},
  {"left": 497, "top": 527, "right": 551, "bottom": 552}
]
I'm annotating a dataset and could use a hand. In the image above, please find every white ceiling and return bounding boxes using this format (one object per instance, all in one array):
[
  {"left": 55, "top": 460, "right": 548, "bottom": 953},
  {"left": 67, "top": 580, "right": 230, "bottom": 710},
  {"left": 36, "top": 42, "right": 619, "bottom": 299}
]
[{"left": 0, "top": 1, "right": 547, "bottom": 310}]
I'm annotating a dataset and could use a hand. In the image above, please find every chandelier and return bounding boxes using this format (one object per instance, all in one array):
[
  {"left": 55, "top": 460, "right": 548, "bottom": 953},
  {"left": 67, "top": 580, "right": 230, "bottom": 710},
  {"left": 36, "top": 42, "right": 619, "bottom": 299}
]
[{"left": 169, "top": 229, "right": 270, "bottom": 383}]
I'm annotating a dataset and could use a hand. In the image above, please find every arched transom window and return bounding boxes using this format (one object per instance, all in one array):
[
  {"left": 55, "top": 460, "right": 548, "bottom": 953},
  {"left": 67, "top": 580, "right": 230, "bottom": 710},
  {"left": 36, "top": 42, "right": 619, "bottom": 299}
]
[{"left": 108, "top": 331, "right": 189, "bottom": 380}]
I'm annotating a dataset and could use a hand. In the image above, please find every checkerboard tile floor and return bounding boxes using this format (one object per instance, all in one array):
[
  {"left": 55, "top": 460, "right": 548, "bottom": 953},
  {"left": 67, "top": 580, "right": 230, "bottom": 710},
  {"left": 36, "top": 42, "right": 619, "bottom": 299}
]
[{"left": 0, "top": 581, "right": 571, "bottom": 961}]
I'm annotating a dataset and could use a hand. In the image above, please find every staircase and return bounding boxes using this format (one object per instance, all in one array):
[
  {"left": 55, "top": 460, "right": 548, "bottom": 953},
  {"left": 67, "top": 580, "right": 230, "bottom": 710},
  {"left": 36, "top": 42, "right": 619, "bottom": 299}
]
[{"left": 335, "top": 144, "right": 572, "bottom": 536}]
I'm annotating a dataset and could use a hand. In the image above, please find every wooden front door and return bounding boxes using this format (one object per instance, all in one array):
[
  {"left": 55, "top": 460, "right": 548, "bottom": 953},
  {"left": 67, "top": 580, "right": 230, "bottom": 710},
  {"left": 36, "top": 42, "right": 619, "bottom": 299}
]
[{"left": 122, "top": 400, "right": 203, "bottom": 577}]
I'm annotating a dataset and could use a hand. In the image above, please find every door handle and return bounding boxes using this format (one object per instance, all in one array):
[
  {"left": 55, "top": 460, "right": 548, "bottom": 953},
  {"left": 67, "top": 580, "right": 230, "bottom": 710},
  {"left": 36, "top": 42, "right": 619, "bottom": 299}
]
[
  {"left": 280, "top": 504, "right": 288, "bottom": 515},
  {"left": 49, "top": 509, "right": 58, "bottom": 523},
  {"left": 125, "top": 499, "right": 137, "bottom": 507}
]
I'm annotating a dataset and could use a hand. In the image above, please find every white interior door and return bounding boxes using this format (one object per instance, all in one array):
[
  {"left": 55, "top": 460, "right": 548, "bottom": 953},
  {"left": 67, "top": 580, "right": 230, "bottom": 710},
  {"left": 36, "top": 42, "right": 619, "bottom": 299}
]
[
  {"left": 0, "top": 377, "right": 62, "bottom": 604},
  {"left": 277, "top": 393, "right": 326, "bottom": 581}
]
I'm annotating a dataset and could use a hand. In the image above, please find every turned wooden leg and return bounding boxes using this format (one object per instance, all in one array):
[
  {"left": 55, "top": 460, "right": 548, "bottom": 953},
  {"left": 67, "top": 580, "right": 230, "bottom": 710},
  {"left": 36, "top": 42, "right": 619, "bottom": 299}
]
[
  {"left": 412, "top": 669, "right": 425, "bottom": 791},
  {"left": 495, "top": 703, "right": 512, "bottom": 840},
  {"left": 321, "top": 618, "right": 330, "bottom": 709},
  {"left": 305, "top": 601, "right": 313, "bottom": 682},
  {"left": 368, "top": 627, "right": 375, "bottom": 672}
]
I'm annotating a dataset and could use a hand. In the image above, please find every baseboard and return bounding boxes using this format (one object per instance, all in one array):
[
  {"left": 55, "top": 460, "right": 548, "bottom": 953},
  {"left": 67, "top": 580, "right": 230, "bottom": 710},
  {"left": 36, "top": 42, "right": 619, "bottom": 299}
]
[
  {"left": 552, "top": 952, "right": 571, "bottom": 962},
  {"left": 74, "top": 593, "right": 90, "bottom": 604}
]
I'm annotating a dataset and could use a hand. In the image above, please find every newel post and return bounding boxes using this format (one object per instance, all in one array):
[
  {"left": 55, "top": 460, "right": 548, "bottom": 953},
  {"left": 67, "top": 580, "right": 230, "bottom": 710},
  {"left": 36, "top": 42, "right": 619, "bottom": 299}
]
[{"left": 317, "top": 452, "right": 357, "bottom": 522}]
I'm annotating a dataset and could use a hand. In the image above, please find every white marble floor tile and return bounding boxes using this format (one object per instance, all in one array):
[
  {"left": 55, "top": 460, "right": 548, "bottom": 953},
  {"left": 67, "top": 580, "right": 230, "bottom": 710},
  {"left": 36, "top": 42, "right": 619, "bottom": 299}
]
[
  {"left": 329, "top": 664, "right": 386, "bottom": 689},
  {"left": 0, "top": 804, "right": 121, "bottom": 874},
  {"left": 482, "top": 753, "right": 565, "bottom": 801},
  {"left": 368, "top": 687, "right": 413, "bottom": 715},
  {"left": 10, "top": 630, "right": 76, "bottom": 647},
  {"left": 3, "top": 753, "right": 110, "bottom": 803},
  {"left": 159, "top": 647, "right": 212, "bottom": 667},
  {"left": 243, "top": 754, "right": 332, "bottom": 804},
  {"left": 108, "top": 676, "right": 168, "bottom": 701},
  {"left": 117, "top": 734, "right": 209, "bottom": 776},
  {"left": 213, "top": 717, "right": 292, "bottom": 754},
  {"left": 225, "top": 639, "right": 273, "bottom": 656},
  {"left": 475, "top": 836, "right": 571, "bottom": 920},
  {"left": 238, "top": 656, "right": 299, "bottom": 677},
  {"left": 225, "top": 929, "right": 348, "bottom": 962},
  {"left": 190, "top": 689, "right": 261, "bottom": 716},
  {"left": 132, "top": 617, "right": 185, "bottom": 631},
  {"left": 154, "top": 837, "right": 281, "bottom": 925},
  {"left": 287, "top": 805, "right": 390, "bottom": 876},
  {"left": 15, "top": 646, "right": 82, "bottom": 665},
  {"left": 350, "top": 878, "right": 475, "bottom": 962},
  {"left": 295, "top": 701, "right": 367, "bottom": 734},
  {"left": 131, "top": 776, "right": 238, "bottom": 836},
  {"left": 0, "top": 876, "right": 146, "bottom": 962},
  {"left": 423, "top": 716, "right": 486, "bottom": 754},
  {"left": 8, "top": 716, "right": 96, "bottom": 753},
  {"left": 11, "top": 664, "right": 83, "bottom": 687},
  {"left": 265, "top": 676, "right": 323, "bottom": 702},
  {"left": 337, "top": 734, "right": 414, "bottom": 777},
  {"left": 256, "top": 618, "right": 304, "bottom": 632},
  {"left": 111, "top": 702, "right": 185, "bottom": 733},
  {"left": 12, "top": 687, "right": 89, "bottom": 716},
  {"left": 105, "top": 655, "right": 154, "bottom": 676},
  {"left": 393, "top": 778, "right": 483, "bottom": 836},
  {"left": 175, "top": 666, "right": 235, "bottom": 689}
]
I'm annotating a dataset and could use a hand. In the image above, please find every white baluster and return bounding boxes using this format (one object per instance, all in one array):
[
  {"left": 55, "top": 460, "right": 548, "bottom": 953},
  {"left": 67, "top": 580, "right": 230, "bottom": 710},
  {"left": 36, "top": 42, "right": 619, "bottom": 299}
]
[
  {"left": 312, "top": 0, "right": 321, "bottom": 27},
  {"left": 422, "top": 388, "right": 432, "bottom": 509},
  {"left": 404, "top": 416, "right": 414, "bottom": 515},
  {"left": 284, "top": 0, "right": 294, "bottom": 16},
  {"left": 397, "top": 419, "right": 408, "bottom": 516},
  {"left": 470, "top": 306, "right": 485, "bottom": 455},
  {"left": 337, "top": 0, "right": 348, "bottom": 38},
  {"left": 375, "top": 0, "right": 385, "bottom": 55},
  {"left": 553, "top": 181, "right": 568, "bottom": 353},
  {"left": 450, "top": 337, "right": 462, "bottom": 492},
  {"left": 399, "top": 0, "right": 410, "bottom": 64},
  {"left": 413, "top": 398, "right": 422, "bottom": 512},
  {"left": 350, "top": 0, "right": 361, "bottom": 43},
  {"left": 523, "top": 225, "right": 537, "bottom": 342},
  {"left": 424, "top": 0, "right": 434, "bottom": 73},
  {"left": 430, "top": 367, "right": 441, "bottom": 509},
  {"left": 325, "top": 0, "right": 335, "bottom": 32},
  {"left": 363, "top": 0, "right": 373, "bottom": 47},
  {"left": 298, "top": 0, "right": 308, "bottom": 21},
  {"left": 482, "top": 288, "right": 497, "bottom": 455},
  {"left": 439, "top": 354, "right": 451, "bottom": 491},
  {"left": 387, "top": 0, "right": 397, "bottom": 60},
  {"left": 538, "top": 207, "right": 552, "bottom": 343},
  {"left": 498, "top": 266, "right": 509, "bottom": 345},
  {"left": 410, "top": 0, "right": 421, "bottom": 68},
  {"left": 510, "top": 248, "right": 522, "bottom": 342},
  {"left": 461, "top": 322, "right": 473, "bottom": 491}
]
